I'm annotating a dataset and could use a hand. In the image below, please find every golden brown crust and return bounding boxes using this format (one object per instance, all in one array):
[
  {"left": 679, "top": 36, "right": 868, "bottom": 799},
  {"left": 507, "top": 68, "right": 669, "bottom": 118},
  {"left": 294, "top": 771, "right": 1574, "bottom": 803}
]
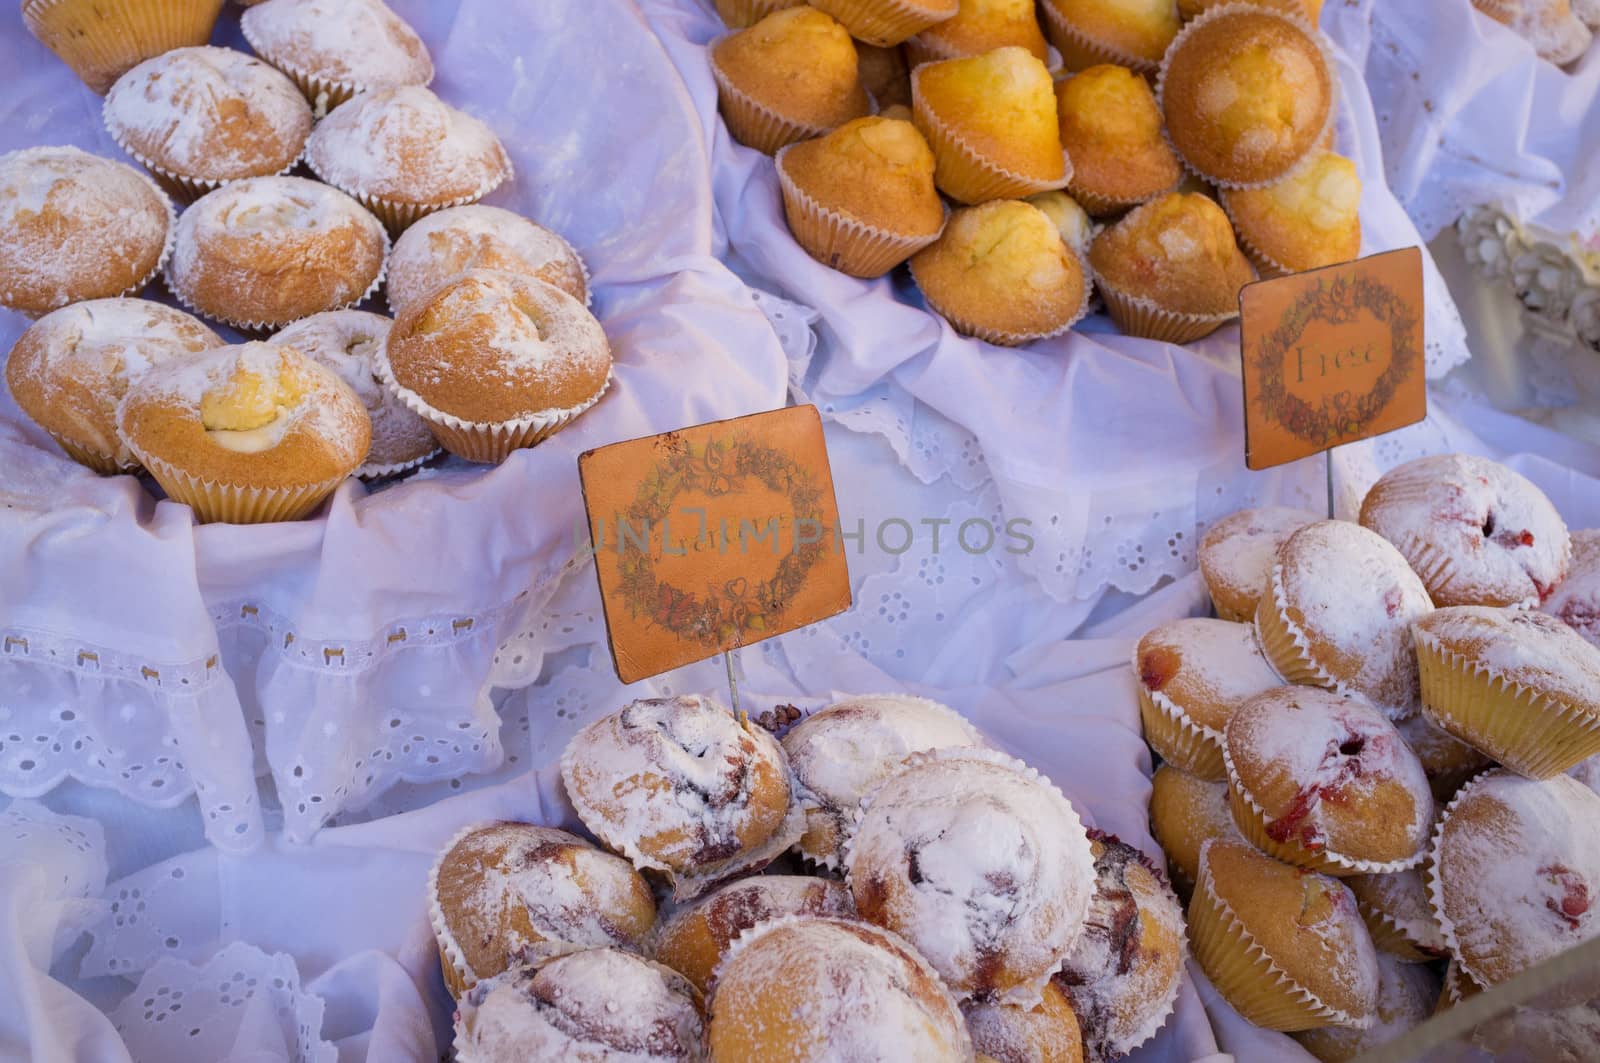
[
  {"left": 964, "top": 981, "right": 1085, "bottom": 1063},
  {"left": 22, "top": 0, "right": 226, "bottom": 95},
  {"left": 1223, "top": 151, "right": 1361, "bottom": 271},
  {"left": 715, "top": 0, "right": 805, "bottom": 28},
  {"left": 910, "top": 0, "right": 1051, "bottom": 62},
  {"left": 1180, "top": 0, "right": 1322, "bottom": 19},
  {"left": 385, "top": 205, "right": 587, "bottom": 318},
  {"left": 1043, "top": 0, "right": 1182, "bottom": 64},
  {"left": 912, "top": 46, "right": 1065, "bottom": 183},
  {"left": 1150, "top": 764, "right": 1238, "bottom": 894},
  {"left": 1088, "top": 192, "right": 1255, "bottom": 314},
  {"left": 1056, "top": 65, "right": 1181, "bottom": 205},
  {"left": 779, "top": 117, "right": 945, "bottom": 236},
  {"left": 711, "top": 8, "right": 871, "bottom": 131},
  {"left": 651, "top": 876, "right": 853, "bottom": 992}
]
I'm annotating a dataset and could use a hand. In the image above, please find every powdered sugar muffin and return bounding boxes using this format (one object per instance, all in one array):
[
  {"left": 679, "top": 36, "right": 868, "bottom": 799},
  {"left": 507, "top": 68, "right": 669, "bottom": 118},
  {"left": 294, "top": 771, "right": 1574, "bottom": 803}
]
[
  {"left": 963, "top": 982, "right": 1084, "bottom": 1063},
  {"left": 267, "top": 312, "right": 435, "bottom": 478},
  {"left": 1468, "top": 995, "right": 1600, "bottom": 1062},
  {"left": 1360, "top": 453, "right": 1570, "bottom": 608},
  {"left": 1396, "top": 711, "right": 1492, "bottom": 801},
  {"left": 454, "top": 949, "right": 705, "bottom": 1061},
  {"left": 706, "top": 916, "right": 971, "bottom": 1061},
  {"left": 1543, "top": 528, "right": 1600, "bottom": 647},
  {"left": 1429, "top": 770, "right": 1600, "bottom": 992},
  {"left": 780, "top": 693, "right": 985, "bottom": 870},
  {"left": 651, "top": 875, "right": 854, "bottom": 993},
  {"left": 166, "top": 176, "right": 387, "bottom": 331},
  {"left": 1472, "top": 0, "right": 1594, "bottom": 65},
  {"left": 1054, "top": 833, "right": 1185, "bottom": 1062},
  {"left": 561, "top": 695, "right": 802, "bottom": 899},
  {"left": 0, "top": 146, "right": 173, "bottom": 317},
  {"left": 6, "top": 299, "right": 219, "bottom": 474},
  {"left": 1039, "top": 0, "right": 1182, "bottom": 74},
  {"left": 22, "top": 0, "right": 224, "bottom": 95},
  {"left": 241, "top": 0, "right": 433, "bottom": 113},
  {"left": 809, "top": 0, "right": 961, "bottom": 46},
  {"left": 116, "top": 341, "right": 370, "bottom": 523},
  {"left": 428, "top": 822, "right": 656, "bottom": 999},
  {"left": 1134, "top": 617, "right": 1284, "bottom": 780},
  {"left": 1293, "top": 954, "right": 1438, "bottom": 1063},
  {"left": 845, "top": 748, "right": 1095, "bottom": 1003},
  {"left": 1255, "top": 520, "right": 1433, "bottom": 720},
  {"left": 1345, "top": 869, "right": 1449, "bottom": 963},
  {"left": 102, "top": 47, "right": 312, "bottom": 202},
  {"left": 1148, "top": 764, "right": 1240, "bottom": 899},
  {"left": 1198, "top": 506, "right": 1320, "bottom": 623},
  {"left": 385, "top": 205, "right": 588, "bottom": 318},
  {"left": 1188, "top": 839, "right": 1380, "bottom": 1032}
]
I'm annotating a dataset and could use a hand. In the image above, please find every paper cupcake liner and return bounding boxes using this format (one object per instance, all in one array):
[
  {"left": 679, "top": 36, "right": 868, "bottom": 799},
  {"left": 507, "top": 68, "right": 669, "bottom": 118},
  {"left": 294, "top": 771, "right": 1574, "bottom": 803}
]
[
  {"left": 1438, "top": 960, "right": 1482, "bottom": 1014},
  {"left": 709, "top": 46, "right": 833, "bottom": 155},
  {"left": 901, "top": 33, "right": 963, "bottom": 68},
  {"left": 774, "top": 145, "right": 945, "bottom": 278},
  {"left": 104, "top": 106, "right": 308, "bottom": 206},
  {"left": 911, "top": 81, "right": 1071, "bottom": 205},
  {"left": 357, "top": 446, "right": 442, "bottom": 482},
  {"left": 714, "top": 0, "right": 805, "bottom": 28},
  {"left": 236, "top": 17, "right": 402, "bottom": 117},
  {"left": 1230, "top": 222, "right": 1297, "bottom": 281},
  {"left": 1094, "top": 276, "right": 1236, "bottom": 345},
  {"left": 428, "top": 820, "right": 495, "bottom": 1000},
  {"left": 1416, "top": 633, "right": 1600, "bottom": 779},
  {"left": 1038, "top": 1, "right": 1162, "bottom": 75},
  {"left": 22, "top": 0, "right": 224, "bottom": 94},
  {"left": 1068, "top": 179, "right": 1170, "bottom": 219},
  {"left": 1426, "top": 772, "right": 1501, "bottom": 993},
  {"left": 306, "top": 150, "right": 512, "bottom": 237},
  {"left": 811, "top": 0, "right": 954, "bottom": 47},
  {"left": 48, "top": 432, "right": 132, "bottom": 476},
  {"left": 1133, "top": 647, "right": 1227, "bottom": 780},
  {"left": 911, "top": 243, "right": 1092, "bottom": 346},
  {"left": 130, "top": 449, "right": 349, "bottom": 524},
  {"left": 1354, "top": 895, "right": 1447, "bottom": 965},
  {"left": 1190, "top": 845, "right": 1373, "bottom": 1031},
  {"left": 1155, "top": 3, "right": 1338, "bottom": 190}
]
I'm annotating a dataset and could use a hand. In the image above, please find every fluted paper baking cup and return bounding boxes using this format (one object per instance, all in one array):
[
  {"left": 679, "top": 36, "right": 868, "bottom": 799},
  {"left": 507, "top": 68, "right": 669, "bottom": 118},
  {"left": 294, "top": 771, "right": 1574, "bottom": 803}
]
[
  {"left": 1135, "top": 662, "right": 1227, "bottom": 781},
  {"left": 428, "top": 820, "right": 493, "bottom": 1000},
  {"left": 105, "top": 111, "right": 306, "bottom": 206},
  {"left": 1416, "top": 633, "right": 1600, "bottom": 779},
  {"left": 911, "top": 244, "right": 1092, "bottom": 346},
  {"left": 23, "top": 0, "right": 224, "bottom": 94},
  {"left": 1038, "top": 1, "right": 1161, "bottom": 75},
  {"left": 49, "top": 433, "right": 130, "bottom": 476},
  {"left": 901, "top": 33, "right": 964, "bottom": 68},
  {"left": 811, "top": 0, "right": 955, "bottom": 46},
  {"left": 1426, "top": 772, "right": 1499, "bottom": 993},
  {"left": 714, "top": 0, "right": 805, "bottom": 28},
  {"left": 1095, "top": 276, "right": 1236, "bottom": 345},
  {"left": 912, "top": 74, "right": 1071, "bottom": 204},
  {"left": 357, "top": 447, "right": 441, "bottom": 482},
  {"left": 1354, "top": 896, "right": 1444, "bottom": 965},
  {"left": 709, "top": 47, "right": 833, "bottom": 155},
  {"left": 1068, "top": 179, "right": 1169, "bottom": 218},
  {"left": 306, "top": 152, "right": 512, "bottom": 237},
  {"left": 775, "top": 145, "right": 945, "bottom": 278},
  {"left": 237, "top": 17, "right": 387, "bottom": 117},
  {"left": 131, "top": 450, "right": 349, "bottom": 524},
  {"left": 1228, "top": 221, "right": 1299, "bottom": 281}
]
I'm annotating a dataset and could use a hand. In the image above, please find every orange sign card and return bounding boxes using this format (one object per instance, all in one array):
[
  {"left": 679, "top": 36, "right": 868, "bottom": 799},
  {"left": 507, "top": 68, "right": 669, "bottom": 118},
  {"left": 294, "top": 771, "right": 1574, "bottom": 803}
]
[
  {"left": 578, "top": 405, "right": 852, "bottom": 684},
  {"left": 1240, "top": 247, "right": 1426, "bottom": 470}
]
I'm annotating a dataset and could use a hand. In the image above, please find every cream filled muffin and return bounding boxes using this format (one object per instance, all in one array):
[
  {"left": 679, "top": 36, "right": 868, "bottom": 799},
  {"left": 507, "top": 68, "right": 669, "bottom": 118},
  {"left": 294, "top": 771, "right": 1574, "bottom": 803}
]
[
  {"left": 1040, "top": 0, "right": 1182, "bottom": 74},
  {"left": 241, "top": 0, "right": 433, "bottom": 113},
  {"left": 1147, "top": 764, "right": 1240, "bottom": 899},
  {"left": 1345, "top": 869, "right": 1449, "bottom": 963},
  {"left": 1055, "top": 64, "right": 1183, "bottom": 216},
  {"left": 905, "top": 0, "right": 1051, "bottom": 66},
  {"left": 268, "top": 311, "right": 436, "bottom": 477},
  {"left": 165, "top": 176, "right": 388, "bottom": 331},
  {"left": 1198, "top": 506, "right": 1320, "bottom": 623},
  {"left": 0, "top": 146, "right": 173, "bottom": 317},
  {"left": 6, "top": 298, "right": 220, "bottom": 474},
  {"left": 1222, "top": 150, "right": 1361, "bottom": 276},
  {"left": 116, "top": 341, "right": 371, "bottom": 523},
  {"left": 103, "top": 46, "right": 312, "bottom": 202},
  {"left": 809, "top": 0, "right": 961, "bottom": 47},
  {"left": 22, "top": 0, "right": 224, "bottom": 95},
  {"left": 963, "top": 981, "right": 1085, "bottom": 1063},
  {"left": 378, "top": 270, "right": 611, "bottom": 463},
  {"left": 780, "top": 692, "right": 985, "bottom": 869},
  {"left": 1545, "top": 528, "right": 1600, "bottom": 647},
  {"left": 385, "top": 205, "right": 588, "bottom": 318}
]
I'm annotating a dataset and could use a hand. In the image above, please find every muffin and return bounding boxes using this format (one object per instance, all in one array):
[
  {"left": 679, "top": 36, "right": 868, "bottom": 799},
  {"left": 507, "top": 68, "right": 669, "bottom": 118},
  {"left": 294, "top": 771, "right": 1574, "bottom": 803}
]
[
  {"left": 378, "top": 270, "right": 611, "bottom": 463},
  {"left": 1135, "top": 618, "right": 1284, "bottom": 780},
  {"left": 116, "top": 341, "right": 371, "bottom": 524},
  {"left": 1198, "top": 506, "right": 1320, "bottom": 622},
  {"left": 1222, "top": 687, "right": 1435, "bottom": 874},
  {"left": 1054, "top": 833, "right": 1186, "bottom": 1062},
  {"left": 102, "top": 47, "right": 313, "bottom": 202},
  {"left": 1344, "top": 869, "right": 1449, "bottom": 963},
  {"left": 963, "top": 981, "right": 1085, "bottom": 1063},
  {"left": 1188, "top": 839, "right": 1380, "bottom": 1031},
  {"left": 1148, "top": 764, "right": 1240, "bottom": 899},
  {"left": 268, "top": 312, "right": 437, "bottom": 478},
  {"left": 22, "top": 0, "right": 224, "bottom": 94},
  {"left": 1158, "top": 6, "right": 1334, "bottom": 187},
  {"left": 1395, "top": 712, "right": 1493, "bottom": 802},
  {"left": 1413, "top": 606, "right": 1600, "bottom": 779},
  {"left": 707, "top": 916, "right": 971, "bottom": 1061},
  {"left": 240, "top": 0, "right": 433, "bottom": 113},
  {"left": 428, "top": 822, "right": 656, "bottom": 999},
  {"left": 1472, "top": 0, "right": 1594, "bottom": 65},
  {"left": 709, "top": 8, "right": 871, "bottom": 155},
  {"left": 909, "top": 200, "right": 1089, "bottom": 345},
  {"left": 845, "top": 748, "right": 1095, "bottom": 1002},
  {"left": 1429, "top": 770, "right": 1600, "bottom": 991},
  {"left": 1088, "top": 192, "right": 1256, "bottom": 343},
  {"left": 858, "top": 42, "right": 914, "bottom": 109},
  {"left": 1254, "top": 520, "right": 1434, "bottom": 720},
  {"left": 454, "top": 950, "right": 705, "bottom": 1061},
  {"left": 1039, "top": 0, "right": 1181, "bottom": 74},
  {"left": 0, "top": 146, "right": 173, "bottom": 317},
  {"left": 809, "top": 0, "right": 961, "bottom": 47},
  {"left": 1293, "top": 954, "right": 1438, "bottom": 1063},
  {"left": 1054, "top": 65, "right": 1182, "bottom": 216},
  {"left": 1359, "top": 453, "right": 1571, "bottom": 609},
  {"left": 650, "top": 875, "right": 854, "bottom": 993},
  {"left": 6, "top": 299, "right": 218, "bottom": 474},
  {"left": 385, "top": 205, "right": 588, "bottom": 319},
  {"left": 780, "top": 693, "right": 984, "bottom": 870},
  {"left": 714, "top": 0, "right": 803, "bottom": 28},
  {"left": 911, "top": 46, "right": 1069, "bottom": 204},
  {"left": 775, "top": 117, "right": 946, "bottom": 278},
  {"left": 1222, "top": 150, "right": 1361, "bottom": 276},
  {"left": 904, "top": 0, "right": 1051, "bottom": 66},
  {"left": 1025, "top": 190, "right": 1095, "bottom": 256},
  {"left": 1180, "top": 0, "right": 1324, "bottom": 20},
  {"left": 560, "top": 695, "right": 802, "bottom": 899},
  {"left": 1544, "top": 528, "right": 1600, "bottom": 647}
]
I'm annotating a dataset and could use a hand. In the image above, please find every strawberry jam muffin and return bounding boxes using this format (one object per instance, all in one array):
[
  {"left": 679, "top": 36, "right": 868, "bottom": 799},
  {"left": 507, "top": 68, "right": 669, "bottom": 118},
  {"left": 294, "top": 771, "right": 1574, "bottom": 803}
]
[
  {"left": 453, "top": 949, "right": 705, "bottom": 1061},
  {"left": 1134, "top": 617, "right": 1284, "bottom": 780},
  {"left": 1189, "top": 839, "right": 1380, "bottom": 1032},
  {"left": 1360, "top": 453, "right": 1571, "bottom": 609},
  {"left": 561, "top": 695, "right": 802, "bottom": 899},
  {"left": 1039, "top": 0, "right": 1182, "bottom": 74},
  {"left": 1255, "top": 520, "right": 1434, "bottom": 720},
  {"left": 845, "top": 748, "right": 1095, "bottom": 1002},
  {"left": 385, "top": 205, "right": 588, "bottom": 318},
  {"left": 241, "top": 0, "right": 433, "bottom": 113},
  {"left": 1544, "top": 528, "right": 1600, "bottom": 648},
  {"left": 1429, "top": 770, "right": 1600, "bottom": 991},
  {"left": 428, "top": 822, "right": 656, "bottom": 999},
  {"left": 963, "top": 981, "right": 1084, "bottom": 1063},
  {"left": 1293, "top": 954, "right": 1438, "bottom": 1063},
  {"left": 1199, "top": 506, "right": 1320, "bottom": 623},
  {"left": 809, "top": 0, "right": 961, "bottom": 47},
  {"left": 1148, "top": 764, "right": 1240, "bottom": 900},
  {"left": 1413, "top": 606, "right": 1600, "bottom": 779},
  {"left": 780, "top": 692, "right": 985, "bottom": 870},
  {"left": 905, "top": 0, "right": 1051, "bottom": 66},
  {"left": 707, "top": 917, "right": 971, "bottom": 1061},
  {"left": 1345, "top": 869, "right": 1449, "bottom": 964},
  {"left": 651, "top": 875, "right": 854, "bottom": 993}
]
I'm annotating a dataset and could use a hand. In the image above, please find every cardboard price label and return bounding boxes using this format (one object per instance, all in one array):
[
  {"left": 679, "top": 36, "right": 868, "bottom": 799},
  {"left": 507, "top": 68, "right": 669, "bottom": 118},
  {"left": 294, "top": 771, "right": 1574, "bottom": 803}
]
[
  {"left": 578, "top": 405, "right": 852, "bottom": 684},
  {"left": 1239, "top": 247, "right": 1426, "bottom": 470}
]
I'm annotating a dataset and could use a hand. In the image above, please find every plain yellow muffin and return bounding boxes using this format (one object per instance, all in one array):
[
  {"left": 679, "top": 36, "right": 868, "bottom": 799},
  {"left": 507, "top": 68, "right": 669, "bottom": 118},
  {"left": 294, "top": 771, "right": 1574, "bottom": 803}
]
[
  {"left": 710, "top": 8, "right": 871, "bottom": 154},
  {"left": 809, "top": 0, "right": 960, "bottom": 47},
  {"left": 1040, "top": 0, "right": 1182, "bottom": 73},
  {"left": 776, "top": 117, "right": 946, "bottom": 277},
  {"left": 1181, "top": 0, "right": 1324, "bottom": 21},
  {"left": 1056, "top": 65, "right": 1182, "bottom": 215},
  {"left": 912, "top": 46, "right": 1068, "bottom": 204},
  {"left": 23, "top": 0, "right": 224, "bottom": 95},
  {"left": 714, "top": 0, "right": 802, "bottom": 28},
  {"left": 1025, "top": 190, "right": 1095, "bottom": 255},
  {"left": 1148, "top": 764, "right": 1240, "bottom": 899},
  {"left": 905, "top": 0, "right": 1050, "bottom": 66},
  {"left": 1223, "top": 150, "right": 1361, "bottom": 275},
  {"left": 910, "top": 199, "right": 1089, "bottom": 345}
]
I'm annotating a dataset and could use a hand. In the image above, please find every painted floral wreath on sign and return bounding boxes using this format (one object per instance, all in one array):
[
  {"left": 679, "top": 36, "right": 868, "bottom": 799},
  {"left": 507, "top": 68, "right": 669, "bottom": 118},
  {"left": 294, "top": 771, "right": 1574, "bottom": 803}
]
[
  {"left": 615, "top": 433, "right": 830, "bottom": 647},
  {"left": 1251, "top": 272, "right": 1421, "bottom": 447}
]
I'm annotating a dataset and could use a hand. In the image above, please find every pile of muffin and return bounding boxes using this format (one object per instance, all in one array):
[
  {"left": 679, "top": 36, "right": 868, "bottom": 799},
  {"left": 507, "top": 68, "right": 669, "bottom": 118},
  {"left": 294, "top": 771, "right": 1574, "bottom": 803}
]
[
  {"left": 428, "top": 691, "right": 1189, "bottom": 1061},
  {"left": 707, "top": 0, "right": 1359, "bottom": 347},
  {"left": 3, "top": 0, "right": 610, "bottom": 523},
  {"left": 1135, "top": 451, "right": 1600, "bottom": 1060}
]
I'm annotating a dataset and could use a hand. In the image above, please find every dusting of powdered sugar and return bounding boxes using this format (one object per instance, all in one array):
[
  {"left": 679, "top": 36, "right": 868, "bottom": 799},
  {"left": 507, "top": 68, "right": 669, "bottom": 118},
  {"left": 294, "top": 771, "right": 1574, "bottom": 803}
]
[
  {"left": 241, "top": 0, "right": 434, "bottom": 90},
  {"left": 9, "top": 298, "right": 218, "bottom": 395},
  {"left": 386, "top": 205, "right": 587, "bottom": 316},
  {"left": 1417, "top": 606, "right": 1600, "bottom": 709},
  {"left": 1136, "top": 618, "right": 1283, "bottom": 732},
  {"left": 1347, "top": 868, "right": 1448, "bottom": 956},
  {"left": 1293, "top": 953, "right": 1438, "bottom": 1061},
  {"left": 1544, "top": 529, "right": 1600, "bottom": 648},
  {"left": 1199, "top": 506, "right": 1320, "bottom": 614}
]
